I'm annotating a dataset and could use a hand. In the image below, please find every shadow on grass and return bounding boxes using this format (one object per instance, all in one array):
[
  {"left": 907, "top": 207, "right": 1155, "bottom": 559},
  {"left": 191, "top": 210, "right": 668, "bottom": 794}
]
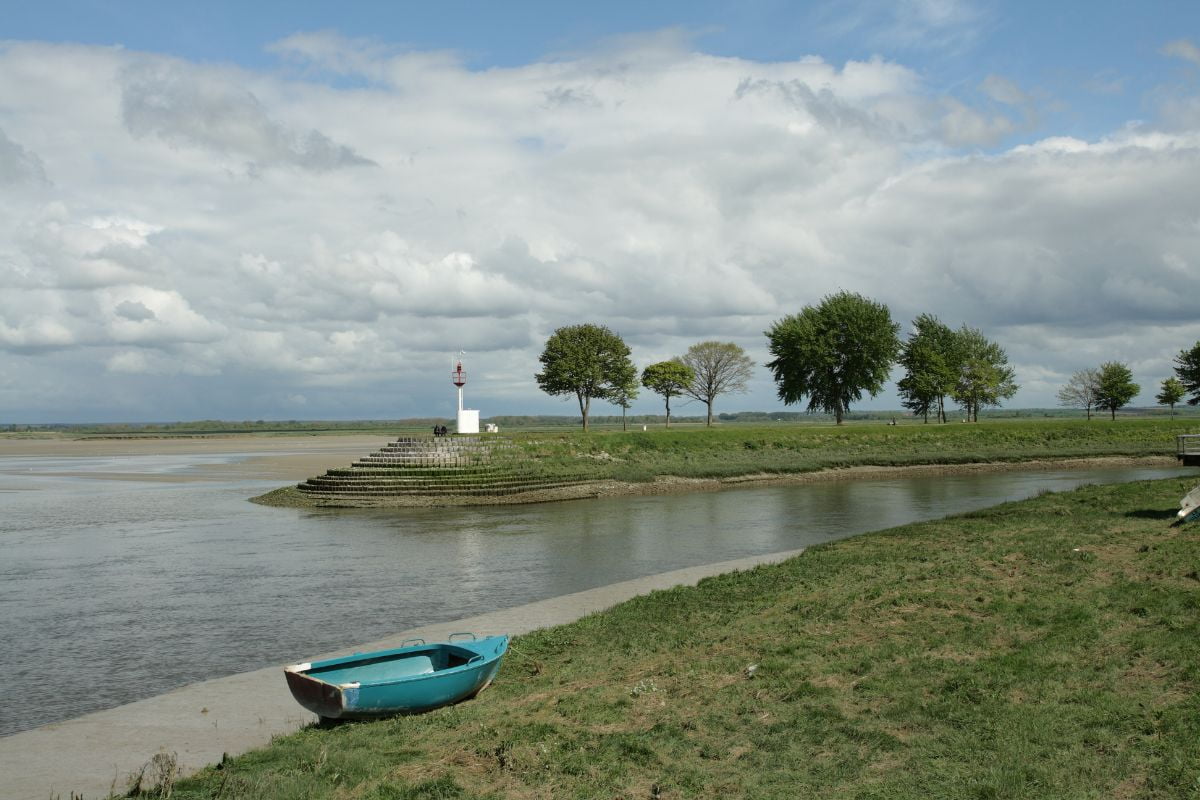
[{"left": 1124, "top": 508, "right": 1178, "bottom": 520}]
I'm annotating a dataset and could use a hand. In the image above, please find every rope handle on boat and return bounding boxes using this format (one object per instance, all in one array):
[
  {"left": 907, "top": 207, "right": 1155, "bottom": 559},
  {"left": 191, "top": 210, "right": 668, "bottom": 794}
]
[
  {"left": 400, "top": 638, "right": 426, "bottom": 647},
  {"left": 448, "top": 632, "right": 477, "bottom": 641}
]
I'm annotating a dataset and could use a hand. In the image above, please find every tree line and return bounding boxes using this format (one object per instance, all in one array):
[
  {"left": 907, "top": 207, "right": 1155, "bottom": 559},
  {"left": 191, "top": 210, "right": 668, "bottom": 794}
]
[
  {"left": 534, "top": 325, "right": 755, "bottom": 431},
  {"left": 1057, "top": 343, "right": 1200, "bottom": 419},
  {"left": 535, "top": 291, "right": 1024, "bottom": 430},
  {"left": 534, "top": 294, "right": 1200, "bottom": 432}
]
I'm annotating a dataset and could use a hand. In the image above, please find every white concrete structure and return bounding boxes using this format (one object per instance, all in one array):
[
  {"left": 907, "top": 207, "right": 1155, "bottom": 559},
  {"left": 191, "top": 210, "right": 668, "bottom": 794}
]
[
  {"left": 457, "top": 409, "right": 479, "bottom": 434},
  {"left": 452, "top": 358, "right": 480, "bottom": 434}
]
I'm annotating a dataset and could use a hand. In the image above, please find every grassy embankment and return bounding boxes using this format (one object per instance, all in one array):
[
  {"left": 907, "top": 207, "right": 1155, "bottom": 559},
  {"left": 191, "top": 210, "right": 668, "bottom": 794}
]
[
  {"left": 156, "top": 476, "right": 1199, "bottom": 798},
  {"left": 512, "top": 418, "right": 1197, "bottom": 482},
  {"left": 255, "top": 419, "right": 1198, "bottom": 507}
]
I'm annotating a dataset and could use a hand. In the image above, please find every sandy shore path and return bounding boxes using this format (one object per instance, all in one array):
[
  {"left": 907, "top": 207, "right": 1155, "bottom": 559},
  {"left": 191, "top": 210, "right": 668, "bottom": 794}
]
[
  {"left": 0, "top": 549, "right": 804, "bottom": 800},
  {"left": 0, "top": 434, "right": 390, "bottom": 483}
]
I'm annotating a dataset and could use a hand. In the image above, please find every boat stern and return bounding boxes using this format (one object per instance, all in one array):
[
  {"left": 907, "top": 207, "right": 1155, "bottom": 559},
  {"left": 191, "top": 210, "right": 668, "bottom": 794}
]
[{"left": 284, "top": 663, "right": 350, "bottom": 719}]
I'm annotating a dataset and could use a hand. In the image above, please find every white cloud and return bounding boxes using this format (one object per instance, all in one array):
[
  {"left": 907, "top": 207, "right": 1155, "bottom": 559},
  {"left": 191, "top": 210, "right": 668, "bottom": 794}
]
[
  {"left": 812, "top": 0, "right": 988, "bottom": 55},
  {"left": 0, "top": 127, "right": 48, "bottom": 184},
  {"left": 0, "top": 36, "right": 1198, "bottom": 419},
  {"left": 980, "top": 74, "right": 1029, "bottom": 107},
  {"left": 1162, "top": 39, "right": 1200, "bottom": 67},
  {"left": 119, "top": 58, "right": 376, "bottom": 172},
  {"left": 938, "top": 97, "right": 1015, "bottom": 145}
]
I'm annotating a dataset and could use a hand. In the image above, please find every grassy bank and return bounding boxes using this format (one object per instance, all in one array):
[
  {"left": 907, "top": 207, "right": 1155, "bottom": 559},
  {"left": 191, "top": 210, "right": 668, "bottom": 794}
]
[
  {"left": 253, "top": 419, "right": 1198, "bottom": 508},
  {"left": 164, "top": 476, "right": 1200, "bottom": 799},
  {"left": 511, "top": 418, "right": 1196, "bottom": 482}
]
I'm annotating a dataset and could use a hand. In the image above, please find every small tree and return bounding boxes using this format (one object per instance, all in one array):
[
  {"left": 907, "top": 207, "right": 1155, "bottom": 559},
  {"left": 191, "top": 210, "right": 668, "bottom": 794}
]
[
  {"left": 679, "top": 341, "right": 755, "bottom": 426},
  {"left": 897, "top": 314, "right": 959, "bottom": 423},
  {"left": 1056, "top": 368, "right": 1101, "bottom": 421},
  {"left": 1157, "top": 376, "right": 1186, "bottom": 416},
  {"left": 535, "top": 323, "right": 635, "bottom": 432},
  {"left": 641, "top": 361, "right": 695, "bottom": 428},
  {"left": 1174, "top": 341, "right": 1200, "bottom": 405},
  {"left": 1094, "top": 361, "right": 1140, "bottom": 420},
  {"left": 765, "top": 292, "right": 900, "bottom": 425},
  {"left": 951, "top": 326, "right": 1018, "bottom": 422},
  {"left": 609, "top": 370, "right": 640, "bottom": 431}
]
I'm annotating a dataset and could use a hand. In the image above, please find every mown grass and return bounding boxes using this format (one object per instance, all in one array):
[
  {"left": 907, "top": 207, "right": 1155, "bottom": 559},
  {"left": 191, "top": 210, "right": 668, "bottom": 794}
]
[
  {"left": 505, "top": 419, "right": 1197, "bottom": 483},
  {"left": 162, "top": 476, "right": 1200, "bottom": 799}
]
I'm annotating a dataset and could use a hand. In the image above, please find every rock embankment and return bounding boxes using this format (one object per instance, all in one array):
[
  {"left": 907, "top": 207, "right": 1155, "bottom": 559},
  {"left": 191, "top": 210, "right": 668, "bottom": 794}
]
[{"left": 293, "top": 435, "right": 594, "bottom": 501}]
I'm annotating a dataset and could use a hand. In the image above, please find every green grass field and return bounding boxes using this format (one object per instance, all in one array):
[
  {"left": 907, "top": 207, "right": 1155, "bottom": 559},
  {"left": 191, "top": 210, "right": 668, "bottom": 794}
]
[
  {"left": 499, "top": 419, "right": 1199, "bottom": 483},
  {"left": 158, "top": 475, "right": 1200, "bottom": 800}
]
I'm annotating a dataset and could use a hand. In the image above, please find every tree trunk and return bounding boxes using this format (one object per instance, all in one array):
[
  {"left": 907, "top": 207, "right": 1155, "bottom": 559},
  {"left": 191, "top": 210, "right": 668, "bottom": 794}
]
[
  {"left": 706, "top": 399, "right": 713, "bottom": 427},
  {"left": 578, "top": 392, "right": 590, "bottom": 432},
  {"left": 1111, "top": 406, "right": 1116, "bottom": 421},
  {"left": 665, "top": 395, "right": 671, "bottom": 427},
  {"left": 835, "top": 405, "right": 844, "bottom": 425},
  {"left": 622, "top": 407, "right": 627, "bottom": 431},
  {"left": 923, "top": 408, "right": 928, "bottom": 424},
  {"left": 1086, "top": 404, "right": 1091, "bottom": 421}
]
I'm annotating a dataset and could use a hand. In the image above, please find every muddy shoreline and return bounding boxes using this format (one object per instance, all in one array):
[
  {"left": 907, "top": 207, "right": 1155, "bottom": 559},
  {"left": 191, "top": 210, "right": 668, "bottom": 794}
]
[
  {"left": 252, "top": 455, "right": 1181, "bottom": 509},
  {"left": 0, "top": 435, "right": 1180, "bottom": 506}
]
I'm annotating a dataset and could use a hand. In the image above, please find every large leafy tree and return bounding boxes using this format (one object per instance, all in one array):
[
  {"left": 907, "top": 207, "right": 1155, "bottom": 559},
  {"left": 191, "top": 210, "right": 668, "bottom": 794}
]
[
  {"left": 641, "top": 360, "right": 695, "bottom": 427},
  {"left": 1095, "top": 361, "right": 1140, "bottom": 420},
  {"left": 897, "top": 314, "right": 958, "bottom": 424},
  {"left": 1157, "top": 377, "right": 1186, "bottom": 416},
  {"left": 1057, "top": 368, "right": 1101, "bottom": 421},
  {"left": 679, "top": 341, "right": 755, "bottom": 427},
  {"left": 764, "top": 292, "right": 900, "bottom": 425},
  {"left": 535, "top": 323, "right": 635, "bottom": 431},
  {"left": 951, "top": 326, "right": 1018, "bottom": 422},
  {"left": 1174, "top": 341, "right": 1200, "bottom": 405}
]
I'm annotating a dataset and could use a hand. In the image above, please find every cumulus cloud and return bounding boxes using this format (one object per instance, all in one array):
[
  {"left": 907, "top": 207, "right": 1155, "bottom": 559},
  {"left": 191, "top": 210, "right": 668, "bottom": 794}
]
[
  {"left": 120, "top": 60, "right": 376, "bottom": 171},
  {"left": 938, "top": 97, "right": 1016, "bottom": 145},
  {"left": 0, "top": 127, "right": 48, "bottom": 184},
  {"left": 0, "top": 35, "right": 1198, "bottom": 419}
]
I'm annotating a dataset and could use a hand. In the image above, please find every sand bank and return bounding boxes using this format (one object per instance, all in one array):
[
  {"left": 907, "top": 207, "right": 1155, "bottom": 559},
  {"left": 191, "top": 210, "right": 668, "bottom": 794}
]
[{"left": 0, "top": 434, "right": 391, "bottom": 483}]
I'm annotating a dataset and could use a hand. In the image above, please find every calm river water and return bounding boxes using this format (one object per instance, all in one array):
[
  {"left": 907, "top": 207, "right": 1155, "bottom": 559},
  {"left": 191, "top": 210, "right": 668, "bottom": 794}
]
[{"left": 0, "top": 453, "right": 1191, "bottom": 736}]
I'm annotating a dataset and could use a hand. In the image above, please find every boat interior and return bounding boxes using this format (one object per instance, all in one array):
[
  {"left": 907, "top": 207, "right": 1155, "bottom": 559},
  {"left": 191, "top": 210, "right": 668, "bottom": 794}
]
[{"left": 306, "top": 645, "right": 479, "bottom": 685}]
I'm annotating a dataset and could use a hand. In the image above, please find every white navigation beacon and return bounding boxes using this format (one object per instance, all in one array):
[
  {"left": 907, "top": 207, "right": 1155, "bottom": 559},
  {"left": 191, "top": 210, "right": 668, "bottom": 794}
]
[{"left": 451, "top": 355, "right": 480, "bottom": 434}]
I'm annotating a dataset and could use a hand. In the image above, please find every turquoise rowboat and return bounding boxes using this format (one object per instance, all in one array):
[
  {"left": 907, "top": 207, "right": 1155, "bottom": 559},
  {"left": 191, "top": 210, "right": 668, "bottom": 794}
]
[{"left": 284, "top": 633, "right": 509, "bottom": 720}]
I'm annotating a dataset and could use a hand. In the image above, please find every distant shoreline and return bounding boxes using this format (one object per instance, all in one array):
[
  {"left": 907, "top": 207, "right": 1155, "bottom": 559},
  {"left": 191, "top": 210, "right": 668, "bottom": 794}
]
[{"left": 0, "top": 434, "right": 392, "bottom": 483}]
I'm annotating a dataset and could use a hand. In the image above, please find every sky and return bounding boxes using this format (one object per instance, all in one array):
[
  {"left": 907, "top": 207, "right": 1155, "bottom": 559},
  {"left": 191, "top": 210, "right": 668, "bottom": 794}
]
[{"left": 2, "top": 0, "right": 1199, "bottom": 422}]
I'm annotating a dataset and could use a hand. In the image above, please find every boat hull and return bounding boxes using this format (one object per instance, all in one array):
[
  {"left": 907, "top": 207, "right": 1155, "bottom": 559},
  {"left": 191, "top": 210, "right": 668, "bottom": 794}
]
[{"left": 285, "top": 635, "right": 508, "bottom": 719}]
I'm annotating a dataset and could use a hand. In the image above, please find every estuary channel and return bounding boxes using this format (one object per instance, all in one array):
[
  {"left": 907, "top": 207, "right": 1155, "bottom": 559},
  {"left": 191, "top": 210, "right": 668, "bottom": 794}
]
[{"left": 0, "top": 453, "right": 1191, "bottom": 736}]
